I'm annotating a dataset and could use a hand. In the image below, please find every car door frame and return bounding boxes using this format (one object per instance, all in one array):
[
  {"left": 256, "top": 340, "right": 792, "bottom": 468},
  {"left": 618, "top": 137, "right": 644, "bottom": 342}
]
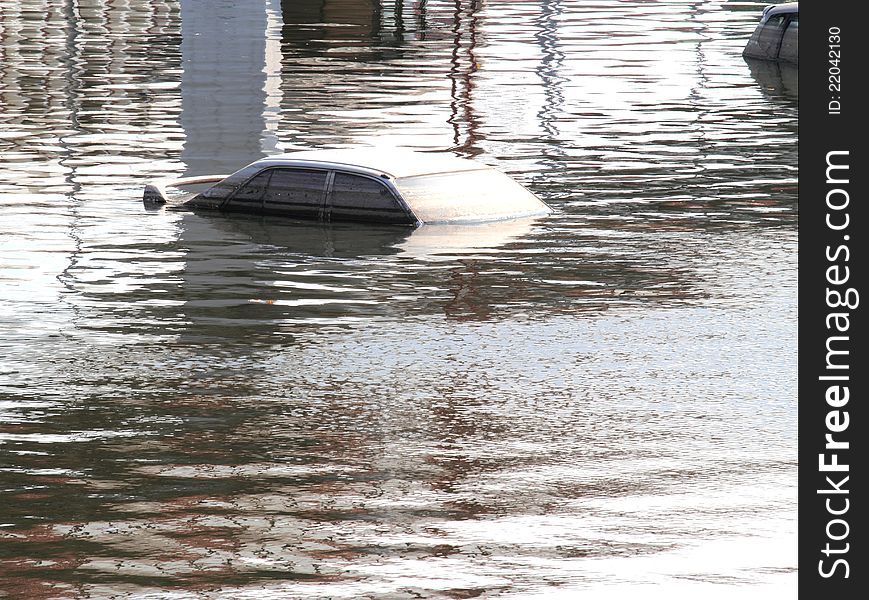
[
  {"left": 222, "top": 166, "right": 332, "bottom": 219},
  {"left": 761, "top": 11, "right": 798, "bottom": 61}
]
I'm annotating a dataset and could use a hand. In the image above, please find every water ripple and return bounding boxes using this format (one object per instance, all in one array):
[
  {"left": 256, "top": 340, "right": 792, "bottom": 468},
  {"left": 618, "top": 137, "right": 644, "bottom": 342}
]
[{"left": 1, "top": 0, "right": 795, "bottom": 596}]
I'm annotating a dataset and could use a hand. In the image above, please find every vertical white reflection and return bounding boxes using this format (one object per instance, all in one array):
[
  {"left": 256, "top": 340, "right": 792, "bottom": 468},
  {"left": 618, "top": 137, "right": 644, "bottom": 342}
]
[
  {"left": 179, "top": 0, "right": 269, "bottom": 176},
  {"left": 261, "top": 0, "right": 284, "bottom": 155},
  {"left": 177, "top": 0, "right": 274, "bottom": 341}
]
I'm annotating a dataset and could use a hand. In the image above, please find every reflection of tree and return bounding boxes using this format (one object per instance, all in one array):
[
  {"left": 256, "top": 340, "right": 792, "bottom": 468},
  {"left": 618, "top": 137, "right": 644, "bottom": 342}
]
[
  {"left": 443, "top": 259, "right": 491, "bottom": 321},
  {"left": 534, "top": 0, "right": 565, "bottom": 140},
  {"left": 448, "top": 0, "right": 483, "bottom": 156},
  {"left": 530, "top": 0, "right": 570, "bottom": 198}
]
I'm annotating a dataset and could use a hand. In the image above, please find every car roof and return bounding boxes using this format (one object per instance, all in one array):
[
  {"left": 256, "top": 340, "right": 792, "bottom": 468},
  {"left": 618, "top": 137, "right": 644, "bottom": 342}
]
[
  {"left": 763, "top": 3, "right": 798, "bottom": 18},
  {"left": 249, "top": 148, "right": 488, "bottom": 179}
]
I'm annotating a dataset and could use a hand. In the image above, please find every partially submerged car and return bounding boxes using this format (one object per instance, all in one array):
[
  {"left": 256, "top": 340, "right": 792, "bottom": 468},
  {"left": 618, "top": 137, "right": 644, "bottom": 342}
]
[
  {"left": 743, "top": 3, "right": 798, "bottom": 63},
  {"left": 143, "top": 149, "right": 552, "bottom": 226}
]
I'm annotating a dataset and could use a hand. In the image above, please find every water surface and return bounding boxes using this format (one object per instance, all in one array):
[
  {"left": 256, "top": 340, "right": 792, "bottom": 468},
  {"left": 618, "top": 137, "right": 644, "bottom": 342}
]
[{"left": 1, "top": 0, "right": 796, "bottom": 597}]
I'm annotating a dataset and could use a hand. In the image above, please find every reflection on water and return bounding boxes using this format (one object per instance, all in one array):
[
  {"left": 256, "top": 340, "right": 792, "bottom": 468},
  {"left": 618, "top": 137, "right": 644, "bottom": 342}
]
[
  {"left": 1, "top": 0, "right": 795, "bottom": 597},
  {"left": 180, "top": 0, "right": 269, "bottom": 175},
  {"left": 745, "top": 57, "right": 799, "bottom": 101}
]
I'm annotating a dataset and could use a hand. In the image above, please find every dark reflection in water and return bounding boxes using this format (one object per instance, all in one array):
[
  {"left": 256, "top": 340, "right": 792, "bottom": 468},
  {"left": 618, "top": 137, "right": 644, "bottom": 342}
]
[
  {"left": 745, "top": 57, "right": 799, "bottom": 102},
  {"left": 2, "top": 0, "right": 795, "bottom": 597},
  {"left": 281, "top": 0, "right": 385, "bottom": 49}
]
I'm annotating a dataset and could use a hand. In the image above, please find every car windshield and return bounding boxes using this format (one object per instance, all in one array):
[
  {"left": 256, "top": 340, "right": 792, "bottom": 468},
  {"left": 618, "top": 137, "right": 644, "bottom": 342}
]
[{"left": 394, "top": 169, "right": 544, "bottom": 223}]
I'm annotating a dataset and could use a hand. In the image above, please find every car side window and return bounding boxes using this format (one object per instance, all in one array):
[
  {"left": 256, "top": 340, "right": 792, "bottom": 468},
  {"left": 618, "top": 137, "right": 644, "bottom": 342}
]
[
  {"left": 328, "top": 173, "right": 411, "bottom": 224},
  {"left": 263, "top": 169, "right": 328, "bottom": 218},
  {"left": 765, "top": 14, "right": 786, "bottom": 30},
  {"left": 225, "top": 170, "right": 272, "bottom": 212},
  {"left": 779, "top": 15, "right": 798, "bottom": 62}
]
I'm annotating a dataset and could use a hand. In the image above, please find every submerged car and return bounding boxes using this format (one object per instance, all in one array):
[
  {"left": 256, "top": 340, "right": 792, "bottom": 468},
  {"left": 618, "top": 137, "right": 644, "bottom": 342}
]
[
  {"left": 143, "top": 149, "right": 552, "bottom": 226},
  {"left": 743, "top": 3, "right": 798, "bottom": 63}
]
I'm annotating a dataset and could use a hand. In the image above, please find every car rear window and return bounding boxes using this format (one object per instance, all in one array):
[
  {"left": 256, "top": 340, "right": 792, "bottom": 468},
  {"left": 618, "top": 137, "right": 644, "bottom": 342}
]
[
  {"left": 395, "top": 169, "right": 545, "bottom": 223},
  {"left": 328, "top": 173, "right": 412, "bottom": 224}
]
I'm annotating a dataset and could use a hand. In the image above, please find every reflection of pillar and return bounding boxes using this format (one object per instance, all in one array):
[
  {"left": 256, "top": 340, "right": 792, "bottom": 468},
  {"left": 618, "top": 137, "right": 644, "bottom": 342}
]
[
  {"left": 178, "top": 0, "right": 281, "bottom": 340},
  {"left": 180, "top": 0, "right": 271, "bottom": 176}
]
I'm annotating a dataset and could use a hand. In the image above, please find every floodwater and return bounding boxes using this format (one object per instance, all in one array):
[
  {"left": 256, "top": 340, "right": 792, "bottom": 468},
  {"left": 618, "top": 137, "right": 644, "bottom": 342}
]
[{"left": 1, "top": 1, "right": 797, "bottom": 598}]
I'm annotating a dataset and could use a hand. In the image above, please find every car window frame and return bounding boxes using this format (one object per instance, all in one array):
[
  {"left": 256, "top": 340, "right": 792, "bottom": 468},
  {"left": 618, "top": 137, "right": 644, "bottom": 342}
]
[
  {"left": 777, "top": 13, "right": 798, "bottom": 62},
  {"left": 219, "top": 168, "right": 273, "bottom": 213},
  {"left": 323, "top": 169, "right": 416, "bottom": 225}
]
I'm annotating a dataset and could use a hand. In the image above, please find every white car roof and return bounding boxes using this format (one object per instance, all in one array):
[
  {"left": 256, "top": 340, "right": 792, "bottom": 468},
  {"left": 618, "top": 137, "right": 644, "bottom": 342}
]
[{"left": 251, "top": 148, "right": 488, "bottom": 179}]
